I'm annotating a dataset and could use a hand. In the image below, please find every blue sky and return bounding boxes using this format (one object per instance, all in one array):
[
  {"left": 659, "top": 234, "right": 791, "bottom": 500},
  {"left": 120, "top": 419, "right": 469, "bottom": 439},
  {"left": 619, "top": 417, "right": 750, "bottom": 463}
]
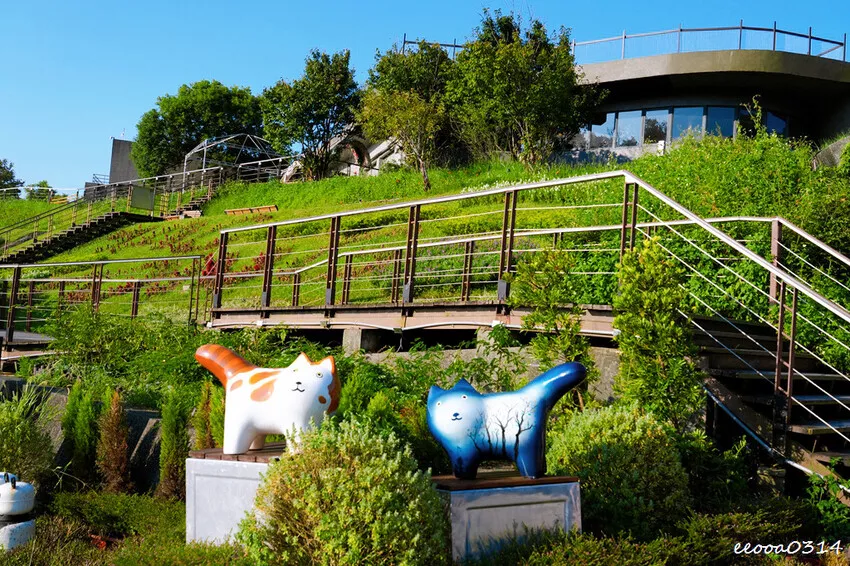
[{"left": 1, "top": 0, "right": 847, "bottom": 188}]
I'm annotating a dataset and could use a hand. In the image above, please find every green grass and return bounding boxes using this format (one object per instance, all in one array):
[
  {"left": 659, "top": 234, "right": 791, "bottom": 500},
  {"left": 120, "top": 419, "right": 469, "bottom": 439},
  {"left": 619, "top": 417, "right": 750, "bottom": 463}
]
[{"left": 0, "top": 198, "right": 57, "bottom": 227}]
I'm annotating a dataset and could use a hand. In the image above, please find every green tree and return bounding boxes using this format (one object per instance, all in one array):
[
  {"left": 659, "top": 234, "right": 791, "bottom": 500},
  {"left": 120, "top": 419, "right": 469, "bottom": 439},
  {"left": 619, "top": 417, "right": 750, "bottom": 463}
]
[
  {"left": 96, "top": 389, "right": 132, "bottom": 493},
  {"left": 613, "top": 237, "right": 704, "bottom": 432},
  {"left": 0, "top": 158, "right": 23, "bottom": 199},
  {"left": 358, "top": 89, "right": 444, "bottom": 190},
  {"left": 131, "top": 80, "right": 262, "bottom": 177},
  {"left": 368, "top": 40, "right": 453, "bottom": 104},
  {"left": 261, "top": 50, "right": 359, "bottom": 180},
  {"left": 25, "top": 180, "right": 51, "bottom": 200},
  {"left": 446, "top": 10, "right": 598, "bottom": 163}
]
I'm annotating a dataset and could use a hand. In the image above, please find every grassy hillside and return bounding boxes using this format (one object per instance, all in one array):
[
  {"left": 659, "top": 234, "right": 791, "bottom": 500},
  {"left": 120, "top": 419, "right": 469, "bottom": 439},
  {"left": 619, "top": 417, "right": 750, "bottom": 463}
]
[{"left": 0, "top": 198, "right": 58, "bottom": 227}]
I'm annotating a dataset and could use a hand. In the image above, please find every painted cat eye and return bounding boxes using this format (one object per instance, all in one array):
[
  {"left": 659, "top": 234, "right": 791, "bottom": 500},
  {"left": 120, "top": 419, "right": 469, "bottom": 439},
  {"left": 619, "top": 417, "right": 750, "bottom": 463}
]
[{"left": 461, "top": 395, "right": 467, "bottom": 399}]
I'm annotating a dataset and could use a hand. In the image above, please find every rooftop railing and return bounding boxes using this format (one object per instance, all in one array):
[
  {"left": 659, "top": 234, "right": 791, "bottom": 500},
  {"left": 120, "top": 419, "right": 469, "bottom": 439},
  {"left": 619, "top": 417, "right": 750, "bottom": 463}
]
[{"left": 402, "top": 22, "right": 848, "bottom": 66}]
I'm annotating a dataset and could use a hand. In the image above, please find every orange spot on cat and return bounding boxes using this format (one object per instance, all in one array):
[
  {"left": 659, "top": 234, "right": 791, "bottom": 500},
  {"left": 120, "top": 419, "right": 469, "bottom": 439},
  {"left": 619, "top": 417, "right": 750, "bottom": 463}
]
[
  {"left": 229, "top": 379, "right": 243, "bottom": 392},
  {"left": 318, "top": 395, "right": 327, "bottom": 404},
  {"left": 251, "top": 381, "right": 275, "bottom": 402},
  {"left": 249, "top": 371, "right": 278, "bottom": 384},
  {"left": 327, "top": 370, "right": 341, "bottom": 414}
]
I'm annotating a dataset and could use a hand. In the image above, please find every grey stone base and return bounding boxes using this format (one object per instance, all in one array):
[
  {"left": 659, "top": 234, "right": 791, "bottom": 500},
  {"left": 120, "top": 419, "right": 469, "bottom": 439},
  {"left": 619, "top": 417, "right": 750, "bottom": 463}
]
[
  {"left": 185, "top": 458, "right": 269, "bottom": 544},
  {"left": 0, "top": 519, "right": 35, "bottom": 552},
  {"left": 441, "top": 481, "right": 581, "bottom": 562}
]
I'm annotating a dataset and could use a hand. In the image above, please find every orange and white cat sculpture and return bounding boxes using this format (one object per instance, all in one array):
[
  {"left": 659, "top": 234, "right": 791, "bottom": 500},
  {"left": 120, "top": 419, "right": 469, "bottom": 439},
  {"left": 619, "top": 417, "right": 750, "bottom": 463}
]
[{"left": 194, "top": 345, "right": 340, "bottom": 455}]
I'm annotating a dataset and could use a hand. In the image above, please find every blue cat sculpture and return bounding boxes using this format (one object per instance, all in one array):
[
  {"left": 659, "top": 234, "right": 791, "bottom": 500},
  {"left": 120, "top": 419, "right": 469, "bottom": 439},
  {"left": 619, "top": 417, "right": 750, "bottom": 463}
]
[{"left": 427, "top": 362, "right": 586, "bottom": 479}]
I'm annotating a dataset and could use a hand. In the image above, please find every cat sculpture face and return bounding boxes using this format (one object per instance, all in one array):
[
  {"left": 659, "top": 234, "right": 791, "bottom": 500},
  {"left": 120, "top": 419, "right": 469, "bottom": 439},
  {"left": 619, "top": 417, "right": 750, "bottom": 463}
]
[
  {"left": 427, "top": 362, "right": 586, "bottom": 479},
  {"left": 195, "top": 345, "right": 340, "bottom": 455}
]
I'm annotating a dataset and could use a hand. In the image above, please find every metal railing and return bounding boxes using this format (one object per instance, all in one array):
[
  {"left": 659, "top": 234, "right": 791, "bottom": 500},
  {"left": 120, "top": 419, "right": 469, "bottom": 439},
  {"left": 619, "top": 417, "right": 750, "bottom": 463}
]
[
  {"left": 0, "top": 255, "right": 207, "bottom": 343},
  {"left": 402, "top": 22, "right": 848, "bottom": 66},
  {"left": 206, "top": 171, "right": 850, "bottom": 459}
]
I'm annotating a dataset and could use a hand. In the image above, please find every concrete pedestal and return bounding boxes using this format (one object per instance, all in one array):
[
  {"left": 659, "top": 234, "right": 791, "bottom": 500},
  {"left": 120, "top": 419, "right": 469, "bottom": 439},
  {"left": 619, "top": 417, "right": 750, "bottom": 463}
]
[
  {"left": 186, "top": 444, "right": 284, "bottom": 543},
  {"left": 433, "top": 473, "right": 581, "bottom": 562},
  {"left": 0, "top": 516, "right": 35, "bottom": 552}
]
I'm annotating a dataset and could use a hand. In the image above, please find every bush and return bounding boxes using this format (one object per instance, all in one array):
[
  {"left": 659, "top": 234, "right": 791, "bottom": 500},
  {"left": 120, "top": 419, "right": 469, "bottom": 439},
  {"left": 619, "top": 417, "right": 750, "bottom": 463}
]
[
  {"left": 839, "top": 140, "right": 850, "bottom": 178},
  {"left": 614, "top": 238, "right": 704, "bottom": 431},
  {"left": 0, "top": 385, "right": 55, "bottom": 485},
  {"left": 156, "top": 391, "right": 190, "bottom": 499},
  {"left": 3, "top": 515, "right": 107, "bottom": 565},
  {"left": 71, "top": 386, "right": 100, "bottom": 483},
  {"left": 546, "top": 404, "right": 691, "bottom": 540},
  {"left": 237, "top": 419, "right": 450, "bottom": 565},
  {"left": 676, "top": 431, "right": 751, "bottom": 514},
  {"left": 96, "top": 389, "right": 132, "bottom": 493},
  {"left": 191, "top": 380, "right": 215, "bottom": 450},
  {"left": 807, "top": 463, "right": 850, "bottom": 540}
]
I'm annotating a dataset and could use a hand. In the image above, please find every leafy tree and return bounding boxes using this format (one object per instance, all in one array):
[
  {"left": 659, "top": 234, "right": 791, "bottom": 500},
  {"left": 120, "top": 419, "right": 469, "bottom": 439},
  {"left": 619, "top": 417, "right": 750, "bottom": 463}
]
[
  {"left": 25, "top": 179, "right": 51, "bottom": 200},
  {"left": 446, "top": 10, "right": 599, "bottom": 163},
  {"left": 613, "top": 237, "right": 704, "bottom": 432},
  {"left": 0, "top": 158, "right": 23, "bottom": 199},
  {"left": 261, "top": 50, "right": 359, "bottom": 181},
  {"left": 358, "top": 89, "right": 444, "bottom": 190},
  {"left": 131, "top": 80, "right": 262, "bottom": 177},
  {"left": 368, "top": 40, "right": 453, "bottom": 103}
]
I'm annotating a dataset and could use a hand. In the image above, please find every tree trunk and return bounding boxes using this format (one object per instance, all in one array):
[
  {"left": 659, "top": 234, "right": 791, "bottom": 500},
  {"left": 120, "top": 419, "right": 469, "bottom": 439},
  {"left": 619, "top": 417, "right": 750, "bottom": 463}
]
[{"left": 419, "top": 158, "right": 431, "bottom": 192}]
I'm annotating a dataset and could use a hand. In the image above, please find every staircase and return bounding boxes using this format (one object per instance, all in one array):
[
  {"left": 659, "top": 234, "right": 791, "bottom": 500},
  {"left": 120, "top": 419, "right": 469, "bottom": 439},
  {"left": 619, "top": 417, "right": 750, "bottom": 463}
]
[{"left": 1, "top": 211, "right": 159, "bottom": 264}]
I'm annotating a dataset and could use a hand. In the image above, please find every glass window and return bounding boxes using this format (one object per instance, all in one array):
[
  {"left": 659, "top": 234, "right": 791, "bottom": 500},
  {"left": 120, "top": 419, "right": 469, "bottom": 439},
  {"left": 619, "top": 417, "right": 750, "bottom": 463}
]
[
  {"left": 738, "top": 107, "right": 757, "bottom": 137},
  {"left": 571, "top": 126, "right": 590, "bottom": 150},
  {"left": 643, "top": 109, "right": 668, "bottom": 144},
  {"left": 672, "top": 107, "right": 703, "bottom": 140},
  {"left": 766, "top": 111, "right": 788, "bottom": 136},
  {"left": 589, "top": 113, "right": 615, "bottom": 149},
  {"left": 706, "top": 107, "right": 735, "bottom": 138},
  {"left": 616, "top": 111, "right": 642, "bottom": 147}
]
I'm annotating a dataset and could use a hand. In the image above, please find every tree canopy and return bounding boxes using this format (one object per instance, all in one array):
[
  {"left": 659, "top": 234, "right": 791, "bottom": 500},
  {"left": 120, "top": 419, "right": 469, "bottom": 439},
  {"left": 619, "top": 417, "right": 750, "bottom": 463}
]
[
  {"left": 261, "top": 50, "right": 359, "bottom": 180},
  {"left": 131, "top": 80, "right": 262, "bottom": 177},
  {"left": 445, "top": 10, "right": 599, "bottom": 163},
  {"left": 0, "top": 158, "right": 23, "bottom": 195}
]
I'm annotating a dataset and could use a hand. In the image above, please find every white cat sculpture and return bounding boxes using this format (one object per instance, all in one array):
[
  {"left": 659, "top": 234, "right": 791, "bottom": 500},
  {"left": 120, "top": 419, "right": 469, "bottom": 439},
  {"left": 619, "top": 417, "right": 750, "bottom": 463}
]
[{"left": 195, "top": 345, "right": 340, "bottom": 455}]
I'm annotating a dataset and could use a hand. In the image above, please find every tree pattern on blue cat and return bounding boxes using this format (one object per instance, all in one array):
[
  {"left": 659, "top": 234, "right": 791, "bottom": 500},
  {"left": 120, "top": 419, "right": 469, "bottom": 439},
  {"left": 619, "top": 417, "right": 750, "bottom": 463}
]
[{"left": 427, "top": 362, "right": 585, "bottom": 479}]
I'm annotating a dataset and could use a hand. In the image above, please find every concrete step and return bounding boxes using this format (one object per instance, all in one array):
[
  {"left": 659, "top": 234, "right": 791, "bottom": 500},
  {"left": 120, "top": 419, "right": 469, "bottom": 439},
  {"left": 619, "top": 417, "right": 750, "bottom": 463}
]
[
  {"left": 789, "top": 420, "right": 850, "bottom": 435},
  {"left": 812, "top": 451, "right": 850, "bottom": 466},
  {"left": 715, "top": 370, "right": 846, "bottom": 381},
  {"left": 743, "top": 394, "right": 850, "bottom": 406}
]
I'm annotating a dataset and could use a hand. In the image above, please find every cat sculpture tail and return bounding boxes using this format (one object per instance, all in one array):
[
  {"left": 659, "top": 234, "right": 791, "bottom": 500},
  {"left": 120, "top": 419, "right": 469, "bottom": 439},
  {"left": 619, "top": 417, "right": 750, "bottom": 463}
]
[{"left": 195, "top": 344, "right": 257, "bottom": 387}]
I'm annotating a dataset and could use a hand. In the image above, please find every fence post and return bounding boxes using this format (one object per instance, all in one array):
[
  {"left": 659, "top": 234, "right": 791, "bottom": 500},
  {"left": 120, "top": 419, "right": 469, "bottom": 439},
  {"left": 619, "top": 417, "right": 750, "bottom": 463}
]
[
  {"left": 738, "top": 20, "right": 743, "bottom": 50},
  {"left": 5, "top": 266, "right": 21, "bottom": 344},
  {"left": 25, "top": 281, "right": 33, "bottom": 332},
  {"left": 769, "top": 219, "right": 782, "bottom": 303},
  {"left": 402, "top": 205, "right": 421, "bottom": 303},
  {"left": 291, "top": 272, "right": 300, "bottom": 307},
  {"left": 341, "top": 254, "right": 353, "bottom": 305},
  {"left": 72, "top": 192, "right": 79, "bottom": 225},
  {"left": 497, "top": 192, "right": 518, "bottom": 303},
  {"left": 150, "top": 186, "right": 156, "bottom": 218},
  {"left": 391, "top": 249, "right": 403, "bottom": 304},
  {"left": 621, "top": 29, "right": 626, "bottom": 59},
  {"left": 619, "top": 180, "right": 633, "bottom": 260},
  {"left": 325, "top": 217, "right": 342, "bottom": 308},
  {"left": 187, "top": 258, "right": 198, "bottom": 325},
  {"left": 260, "top": 226, "right": 277, "bottom": 315},
  {"left": 57, "top": 280, "right": 65, "bottom": 317},
  {"left": 401, "top": 32, "right": 407, "bottom": 54},
  {"left": 131, "top": 281, "right": 141, "bottom": 318},
  {"left": 844, "top": 33, "right": 847, "bottom": 62},
  {"left": 461, "top": 240, "right": 474, "bottom": 302},
  {"left": 32, "top": 219, "right": 38, "bottom": 243},
  {"left": 808, "top": 27, "right": 812, "bottom": 56},
  {"left": 211, "top": 232, "right": 228, "bottom": 315},
  {"left": 773, "top": 21, "right": 777, "bottom": 51}
]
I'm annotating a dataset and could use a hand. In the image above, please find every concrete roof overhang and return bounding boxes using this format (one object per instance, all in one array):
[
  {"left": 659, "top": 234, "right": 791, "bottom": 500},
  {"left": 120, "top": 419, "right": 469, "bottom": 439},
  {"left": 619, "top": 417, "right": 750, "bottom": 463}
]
[{"left": 580, "top": 50, "right": 850, "bottom": 110}]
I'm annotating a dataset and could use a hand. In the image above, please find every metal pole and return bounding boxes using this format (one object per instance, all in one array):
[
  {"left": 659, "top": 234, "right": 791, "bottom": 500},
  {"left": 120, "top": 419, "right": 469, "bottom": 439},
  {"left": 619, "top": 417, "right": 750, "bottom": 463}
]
[
  {"left": 391, "top": 249, "right": 403, "bottom": 304},
  {"left": 677, "top": 24, "right": 682, "bottom": 53},
  {"left": 325, "top": 217, "right": 341, "bottom": 307},
  {"left": 401, "top": 33, "right": 406, "bottom": 54},
  {"left": 619, "top": 181, "right": 631, "bottom": 260},
  {"left": 260, "top": 226, "right": 277, "bottom": 313},
  {"left": 57, "top": 280, "right": 65, "bottom": 317},
  {"left": 773, "top": 281, "right": 787, "bottom": 451},
  {"left": 844, "top": 33, "right": 847, "bottom": 62},
  {"left": 402, "top": 205, "right": 421, "bottom": 303},
  {"left": 5, "top": 266, "right": 20, "bottom": 344},
  {"left": 808, "top": 27, "right": 812, "bottom": 56},
  {"left": 25, "top": 281, "right": 33, "bottom": 332},
  {"left": 629, "top": 183, "right": 639, "bottom": 250},
  {"left": 497, "top": 191, "right": 517, "bottom": 302},
  {"left": 291, "top": 272, "right": 300, "bottom": 307},
  {"left": 131, "top": 281, "right": 141, "bottom": 318},
  {"left": 769, "top": 219, "right": 782, "bottom": 303},
  {"left": 621, "top": 29, "right": 626, "bottom": 59},
  {"left": 461, "top": 240, "right": 474, "bottom": 302},
  {"left": 211, "top": 232, "right": 228, "bottom": 313},
  {"left": 341, "top": 255, "right": 353, "bottom": 305},
  {"left": 187, "top": 258, "right": 197, "bottom": 325},
  {"left": 772, "top": 21, "right": 777, "bottom": 51},
  {"left": 738, "top": 20, "right": 743, "bottom": 50}
]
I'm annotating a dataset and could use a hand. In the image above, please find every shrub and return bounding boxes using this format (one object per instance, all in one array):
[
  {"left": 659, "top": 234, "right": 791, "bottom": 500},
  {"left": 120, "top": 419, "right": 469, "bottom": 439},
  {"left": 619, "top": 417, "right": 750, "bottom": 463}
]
[
  {"left": 191, "top": 380, "right": 215, "bottom": 450},
  {"left": 71, "top": 386, "right": 100, "bottom": 483},
  {"left": 838, "top": 140, "right": 850, "bottom": 178},
  {"left": 807, "top": 463, "right": 850, "bottom": 540},
  {"left": 210, "top": 384, "right": 225, "bottom": 448},
  {"left": 614, "top": 237, "right": 704, "bottom": 431},
  {"left": 546, "top": 404, "right": 691, "bottom": 540},
  {"left": 3, "top": 515, "right": 107, "bottom": 565},
  {"left": 237, "top": 419, "right": 450, "bottom": 565},
  {"left": 96, "top": 389, "right": 132, "bottom": 493},
  {"left": 676, "top": 431, "right": 751, "bottom": 514},
  {"left": 0, "top": 385, "right": 55, "bottom": 485},
  {"left": 156, "top": 391, "right": 190, "bottom": 499}
]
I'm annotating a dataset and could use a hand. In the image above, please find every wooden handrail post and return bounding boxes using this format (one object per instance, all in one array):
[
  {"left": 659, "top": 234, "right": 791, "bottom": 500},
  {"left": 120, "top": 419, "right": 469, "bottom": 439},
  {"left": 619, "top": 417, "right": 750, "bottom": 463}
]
[
  {"left": 325, "top": 217, "right": 342, "bottom": 308},
  {"left": 390, "top": 249, "right": 403, "bottom": 304},
  {"left": 57, "top": 280, "right": 65, "bottom": 317},
  {"left": 291, "top": 272, "right": 300, "bottom": 307},
  {"left": 5, "top": 266, "right": 21, "bottom": 344},
  {"left": 131, "top": 281, "right": 141, "bottom": 318},
  {"left": 260, "top": 226, "right": 277, "bottom": 315},
  {"left": 461, "top": 240, "right": 474, "bottom": 302},
  {"left": 25, "top": 281, "right": 34, "bottom": 332},
  {"left": 341, "top": 254, "right": 353, "bottom": 305},
  {"left": 402, "top": 205, "right": 421, "bottom": 303}
]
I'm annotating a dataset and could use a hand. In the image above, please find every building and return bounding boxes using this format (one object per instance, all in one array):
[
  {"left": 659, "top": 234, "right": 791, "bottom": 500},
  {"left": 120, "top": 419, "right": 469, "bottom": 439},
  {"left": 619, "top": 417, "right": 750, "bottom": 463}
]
[{"left": 572, "top": 23, "right": 850, "bottom": 159}]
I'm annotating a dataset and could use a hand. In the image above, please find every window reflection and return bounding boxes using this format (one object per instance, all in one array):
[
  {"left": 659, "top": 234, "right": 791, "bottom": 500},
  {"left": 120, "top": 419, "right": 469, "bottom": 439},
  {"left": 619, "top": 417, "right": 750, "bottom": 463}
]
[
  {"left": 766, "top": 112, "right": 788, "bottom": 136},
  {"left": 616, "top": 111, "right": 642, "bottom": 147},
  {"left": 590, "top": 113, "right": 615, "bottom": 149},
  {"left": 706, "top": 107, "right": 735, "bottom": 138},
  {"left": 673, "top": 107, "right": 703, "bottom": 139},
  {"left": 738, "top": 107, "right": 757, "bottom": 137},
  {"left": 643, "top": 110, "right": 668, "bottom": 144}
]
